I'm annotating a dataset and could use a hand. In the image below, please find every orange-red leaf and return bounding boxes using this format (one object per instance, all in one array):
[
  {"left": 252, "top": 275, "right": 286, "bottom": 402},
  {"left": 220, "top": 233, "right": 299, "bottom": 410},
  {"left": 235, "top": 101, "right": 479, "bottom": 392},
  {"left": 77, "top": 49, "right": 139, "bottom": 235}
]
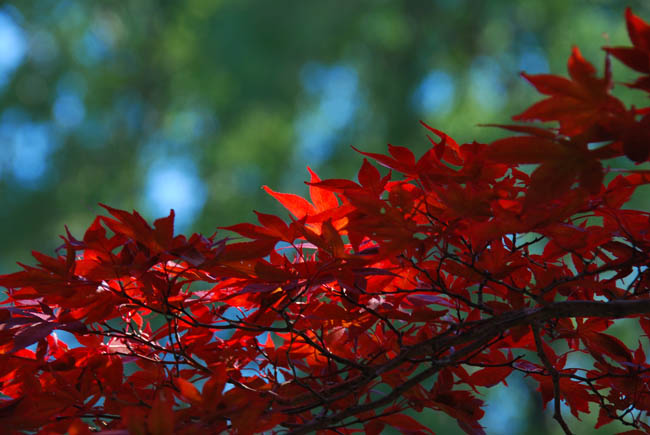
[
  {"left": 307, "top": 167, "right": 339, "bottom": 212},
  {"left": 263, "top": 185, "right": 316, "bottom": 219},
  {"left": 175, "top": 377, "right": 201, "bottom": 403}
]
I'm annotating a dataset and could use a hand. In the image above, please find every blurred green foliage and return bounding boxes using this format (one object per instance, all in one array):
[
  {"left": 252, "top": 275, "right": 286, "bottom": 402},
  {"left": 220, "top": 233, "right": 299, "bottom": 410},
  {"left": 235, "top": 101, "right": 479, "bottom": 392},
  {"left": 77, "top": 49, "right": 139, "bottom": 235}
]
[{"left": 1, "top": 1, "right": 650, "bottom": 433}]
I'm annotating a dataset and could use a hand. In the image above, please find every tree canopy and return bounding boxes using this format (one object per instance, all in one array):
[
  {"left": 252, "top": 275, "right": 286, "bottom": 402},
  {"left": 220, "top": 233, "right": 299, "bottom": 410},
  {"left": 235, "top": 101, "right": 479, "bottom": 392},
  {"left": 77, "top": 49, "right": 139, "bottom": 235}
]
[
  {"left": 2, "top": 6, "right": 650, "bottom": 434},
  {"left": 2, "top": 1, "right": 650, "bottom": 275}
]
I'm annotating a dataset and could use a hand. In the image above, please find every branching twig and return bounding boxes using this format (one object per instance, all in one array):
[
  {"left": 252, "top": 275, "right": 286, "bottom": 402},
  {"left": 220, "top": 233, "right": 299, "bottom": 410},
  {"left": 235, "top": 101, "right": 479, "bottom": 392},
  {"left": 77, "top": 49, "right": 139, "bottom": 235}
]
[{"left": 532, "top": 322, "right": 573, "bottom": 435}]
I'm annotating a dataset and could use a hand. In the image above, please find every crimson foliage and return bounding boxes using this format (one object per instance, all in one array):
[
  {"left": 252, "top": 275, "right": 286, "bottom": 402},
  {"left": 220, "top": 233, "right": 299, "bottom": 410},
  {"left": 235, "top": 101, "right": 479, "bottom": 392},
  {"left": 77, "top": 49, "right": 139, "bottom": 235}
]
[{"left": 3, "top": 8, "right": 650, "bottom": 435}]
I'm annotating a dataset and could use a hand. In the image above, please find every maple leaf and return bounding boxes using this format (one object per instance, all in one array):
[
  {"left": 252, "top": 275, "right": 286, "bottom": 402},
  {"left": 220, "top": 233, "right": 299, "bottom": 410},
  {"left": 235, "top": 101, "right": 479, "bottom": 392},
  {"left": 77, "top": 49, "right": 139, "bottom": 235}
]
[
  {"left": 604, "top": 8, "right": 650, "bottom": 91},
  {"left": 514, "top": 46, "right": 624, "bottom": 137}
]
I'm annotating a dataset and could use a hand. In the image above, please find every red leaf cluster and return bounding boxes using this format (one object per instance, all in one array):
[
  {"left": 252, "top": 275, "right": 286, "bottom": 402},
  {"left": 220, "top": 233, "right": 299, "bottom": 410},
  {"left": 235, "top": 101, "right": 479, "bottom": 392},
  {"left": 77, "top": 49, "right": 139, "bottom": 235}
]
[{"left": 2, "top": 8, "right": 650, "bottom": 435}]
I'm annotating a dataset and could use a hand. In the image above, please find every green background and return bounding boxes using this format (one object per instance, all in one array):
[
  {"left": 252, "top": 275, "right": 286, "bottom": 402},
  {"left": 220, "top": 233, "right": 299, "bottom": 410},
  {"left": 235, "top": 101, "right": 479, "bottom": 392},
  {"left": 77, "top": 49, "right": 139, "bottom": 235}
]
[{"left": 2, "top": 1, "right": 649, "bottom": 433}]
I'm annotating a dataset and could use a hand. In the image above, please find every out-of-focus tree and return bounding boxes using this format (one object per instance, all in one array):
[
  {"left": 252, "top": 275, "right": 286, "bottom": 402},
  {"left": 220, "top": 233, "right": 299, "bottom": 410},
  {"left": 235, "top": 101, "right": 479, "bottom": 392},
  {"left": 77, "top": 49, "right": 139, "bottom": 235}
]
[{"left": 1, "top": 2, "right": 650, "bottom": 432}]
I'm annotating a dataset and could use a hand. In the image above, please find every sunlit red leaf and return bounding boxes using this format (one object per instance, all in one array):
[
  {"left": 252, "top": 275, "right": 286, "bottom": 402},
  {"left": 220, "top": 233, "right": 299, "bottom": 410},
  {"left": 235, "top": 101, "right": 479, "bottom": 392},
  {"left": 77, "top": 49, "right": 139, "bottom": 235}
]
[
  {"left": 420, "top": 121, "right": 463, "bottom": 164},
  {"left": 175, "top": 377, "right": 201, "bottom": 403},
  {"left": 307, "top": 167, "right": 339, "bottom": 212},
  {"left": 263, "top": 185, "right": 316, "bottom": 219}
]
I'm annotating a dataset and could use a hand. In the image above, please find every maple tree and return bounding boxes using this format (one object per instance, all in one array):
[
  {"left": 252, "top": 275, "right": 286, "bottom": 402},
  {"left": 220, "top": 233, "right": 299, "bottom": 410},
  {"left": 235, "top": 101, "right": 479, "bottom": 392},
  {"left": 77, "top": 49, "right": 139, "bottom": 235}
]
[{"left": 3, "top": 8, "right": 650, "bottom": 435}]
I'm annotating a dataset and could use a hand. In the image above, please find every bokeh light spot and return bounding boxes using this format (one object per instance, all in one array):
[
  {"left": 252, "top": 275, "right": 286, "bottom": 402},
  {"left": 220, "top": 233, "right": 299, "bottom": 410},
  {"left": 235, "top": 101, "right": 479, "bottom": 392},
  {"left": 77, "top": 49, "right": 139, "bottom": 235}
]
[
  {"left": 144, "top": 157, "right": 207, "bottom": 230},
  {"left": 0, "top": 10, "right": 26, "bottom": 87},
  {"left": 412, "top": 70, "right": 455, "bottom": 115}
]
